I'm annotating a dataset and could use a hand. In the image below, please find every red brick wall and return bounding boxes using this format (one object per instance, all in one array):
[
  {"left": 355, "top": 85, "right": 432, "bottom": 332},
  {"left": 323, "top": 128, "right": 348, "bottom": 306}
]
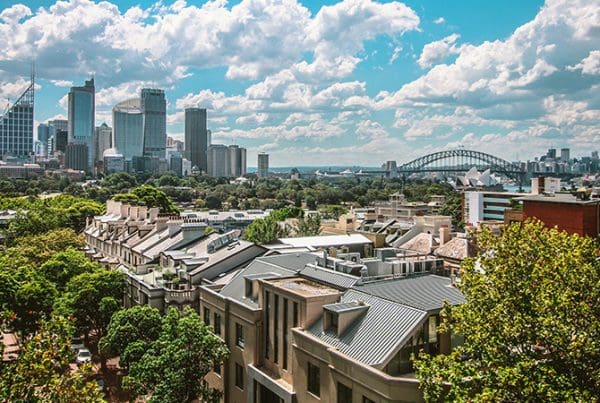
[{"left": 523, "top": 201, "right": 600, "bottom": 237}]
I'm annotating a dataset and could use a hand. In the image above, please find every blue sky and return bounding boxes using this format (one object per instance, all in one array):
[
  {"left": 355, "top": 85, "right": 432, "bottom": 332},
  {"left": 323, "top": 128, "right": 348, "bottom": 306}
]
[{"left": 0, "top": 0, "right": 598, "bottom": 166}]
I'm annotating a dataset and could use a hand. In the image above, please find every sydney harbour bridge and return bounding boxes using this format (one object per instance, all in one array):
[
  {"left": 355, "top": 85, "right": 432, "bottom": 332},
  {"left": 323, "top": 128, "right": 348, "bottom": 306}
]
[{"left": 395, "top": 149, "right": 527, "bottom": 187}]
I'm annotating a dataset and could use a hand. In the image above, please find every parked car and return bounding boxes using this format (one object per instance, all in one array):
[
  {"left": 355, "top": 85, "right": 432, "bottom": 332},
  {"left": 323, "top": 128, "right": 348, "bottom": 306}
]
[{"left": 76, "top": 348, "right": 92, "bottom": 365}]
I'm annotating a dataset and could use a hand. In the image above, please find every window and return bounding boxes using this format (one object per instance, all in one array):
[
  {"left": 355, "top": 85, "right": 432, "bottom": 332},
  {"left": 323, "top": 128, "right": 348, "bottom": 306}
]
[
  {"left": 236, "top": 323, "right": 245, "bottom": 348},
  {"left": 283, "top": 298, "right": 288, "bottom": 370},
  {"left": 264, "top": 291, "right": 270, "bottom": 359},
  {"left": 307, "top": 362, "right": 320, "bottom": 397},
  {"left": 274, "top": 295, "right": 279, "bottom": 364},
  {"left": 363, "top": 396, "right": 375, "bottom": 403},
  {"left": 338, "top": 383, "right": 352, "bottom": 403},
  {"left": 235, "top": 363, "right": 244, "bottom": 390},
  {"left": 203, "top": 307, "right": 210, "bottom": 326},
  {"left": 293, "top": 302, "right": 299, "bottom": 327},
  {"left": 214, "top": 313, "right": 221, "bottom": 336},
  {"left": 213, "top": 361, "right": 221, "bottom": 376}
]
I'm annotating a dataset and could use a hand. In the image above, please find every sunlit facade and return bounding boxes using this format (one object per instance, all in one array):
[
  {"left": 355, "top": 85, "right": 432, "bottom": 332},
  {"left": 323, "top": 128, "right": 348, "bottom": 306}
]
[
  {"left": 67, "top": 78, "right": 95, "bottom": 171},
  {"left": 113, "top": 99, "right": 144, "bottom": 161},
  {"left": 0, "top": 80, "right": 34, "bottom": 159}
]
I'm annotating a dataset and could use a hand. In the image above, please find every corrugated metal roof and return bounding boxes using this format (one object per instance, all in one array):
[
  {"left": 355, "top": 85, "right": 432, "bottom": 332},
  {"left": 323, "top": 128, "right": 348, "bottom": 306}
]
[
  {"left": 218, "top": 254, "right": 317, "bottom": 308},
  {"left": 353, "top": 274, "right": 465, "bottom": 312},
  {"left": 299, "top": 264, "right": 358, "bottom": 289},
  {"left": 307, "top": 289, "right": 427, "bottom": 366},
  {"left": 278, "top": 234, "right": 372, "bottom": 248},
  {"left": 324, "top": 300, "right": 368, "bottom": 313}
]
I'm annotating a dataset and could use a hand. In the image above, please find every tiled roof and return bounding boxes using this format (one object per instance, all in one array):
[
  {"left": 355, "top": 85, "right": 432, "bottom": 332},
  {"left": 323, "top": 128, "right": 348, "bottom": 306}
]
[
  {"left": 398, "top": 233, "right": 437, "bottom": 254},
  {"left": 435, "top": 237, "right": 476, "bottom": 261},
  {"left": 353, "top": 274, "right": 465, "bottom": 312},
  {"left": 307, "top": 289, "right": 427, "bottom": 367}
]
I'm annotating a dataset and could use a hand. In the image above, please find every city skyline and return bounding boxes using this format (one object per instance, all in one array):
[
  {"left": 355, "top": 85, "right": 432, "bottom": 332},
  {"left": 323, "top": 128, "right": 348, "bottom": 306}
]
[{"left": 0, "top": 0, "right": 598, "bottom": 166}]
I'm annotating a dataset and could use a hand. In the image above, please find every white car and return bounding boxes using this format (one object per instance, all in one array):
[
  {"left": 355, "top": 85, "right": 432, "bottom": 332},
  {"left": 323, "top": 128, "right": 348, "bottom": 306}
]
[{"left": 76, "top": 348, "right": 92, "bottom": 365}]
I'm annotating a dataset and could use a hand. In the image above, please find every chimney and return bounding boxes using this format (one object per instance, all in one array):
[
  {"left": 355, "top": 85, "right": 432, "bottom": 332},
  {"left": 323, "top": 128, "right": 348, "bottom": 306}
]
[
  {"left": 167, "top": 220, "right": 182, "bottom": 237},
  {"left": 440, "top": 225, "right": 450, "bottom": 246},
  {"left": 155, "top": 216, "right": 169, "bottom": 232}
]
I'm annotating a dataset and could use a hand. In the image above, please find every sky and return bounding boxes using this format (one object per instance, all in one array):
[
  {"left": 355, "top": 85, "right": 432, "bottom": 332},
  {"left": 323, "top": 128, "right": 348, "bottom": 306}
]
[{"left": 0, "top": 0, "right": 598, "bottom": 167}]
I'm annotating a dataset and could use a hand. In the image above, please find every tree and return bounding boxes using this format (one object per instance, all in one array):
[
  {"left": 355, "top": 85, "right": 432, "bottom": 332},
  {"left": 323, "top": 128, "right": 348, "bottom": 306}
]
[
  {"left": 243, "top": 217, "right": 289, "bottom": 244},
  {"left": 317, "top": 204, "right": 348, "bottom": 220},
  {"left": 114, "top": 185, "right": 179, "bottom": 214},
  {"left": 414, "top": 220, "right": 600, "bottom": 402},
  {"left": 269, "top": 206, "right": 304, "bottom": 221},
  {"left": 0, "top": 228, "right": 84, "bottom": 269},
  {"left": 0, "top": 316, "right": 103, "bottom": 402},
  {"left": 295, "top": 214, "right": 321, "bottom": 237},
  {"left": 124, "top": 308, "right": 229, "bottom": 403},
  {"left": 99, "top": 305, "right": 163, "bottom": 364},
  {"left": 60, "top": 270, "right": 125, "bottom": 343},
  {"left": 12, "top": 276, "right": 58, "bottom": 337},
  {"left": 39, "top": 248, "right": 99, "bottom": 291}
]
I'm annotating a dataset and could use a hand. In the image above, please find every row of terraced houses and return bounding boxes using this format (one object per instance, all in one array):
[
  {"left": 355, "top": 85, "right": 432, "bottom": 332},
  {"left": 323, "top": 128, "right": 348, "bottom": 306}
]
[{"left": 84, "top": 200, "right": 466, "bottom": 403}]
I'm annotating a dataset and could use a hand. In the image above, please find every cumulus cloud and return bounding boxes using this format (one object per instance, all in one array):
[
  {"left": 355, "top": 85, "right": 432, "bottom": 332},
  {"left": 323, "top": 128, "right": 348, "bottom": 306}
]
[{"left": 417, "top": 34, "right": 465, "bottom": 68}]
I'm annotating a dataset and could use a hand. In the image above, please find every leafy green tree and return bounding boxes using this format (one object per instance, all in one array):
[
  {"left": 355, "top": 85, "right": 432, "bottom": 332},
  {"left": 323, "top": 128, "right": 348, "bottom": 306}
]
[
  {"left": 39, "top": 248, "right": 99, "bottom": 291},
  {"left": 243, "top": 217, "right": 289, "bottom": 244},
  {"left": 317, "top": 204, "right": 348, "bottom": 220},
  {"left": 99, "top": 305, "right": 162, "bottom": 362},
  {"left": 0, "top": 228, "right": 84, "bottom": 269},
  {"left": 295, "top": 214, "right": 321, "bottom": 237},
  {"left": 414, "top": 220, "right": 600, "bottom": 402},
  {"left": 13, "top": 276, "right": 57, "bottom": 337},
  {"left": 0, "top": 316, "right": 103, "bottom": 402},
  {"left": 124, "top": 308, "right": 229, "bottom": 403},
  {"left": 60, "top": 270, "right": 125, "bottom": 342},
  {"left": 114, "top": 185, "right": 179, "bottom": 214},
  {"left": 269, "top": 206, "right": 304, "bottom": 221}
]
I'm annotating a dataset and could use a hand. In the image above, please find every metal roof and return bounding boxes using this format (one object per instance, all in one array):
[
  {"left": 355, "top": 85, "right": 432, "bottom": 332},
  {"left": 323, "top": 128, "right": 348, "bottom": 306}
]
[
  {"left": 299, "top": 264, "right": 359, "bottom": 289},
  {"left": 323, "top": 300, "right": 369, "bottom": 313},
  {"left": 218, "top": 254, "right": 317, "bottom": 309},
  {"left": 307, "top": 289, "right": 427, "bottom": 366},
  {"left": 353, "top": 274, "right": 465, "bottom": 312},
  {"left": 278, "top": 234, "right": 372, "bottom": 248}
]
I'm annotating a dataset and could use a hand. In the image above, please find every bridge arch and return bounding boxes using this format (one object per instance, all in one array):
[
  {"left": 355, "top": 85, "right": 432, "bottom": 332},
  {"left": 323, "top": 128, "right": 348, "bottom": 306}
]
[{"left": 397, "top": 149, "right": 525, "bottom": 184}]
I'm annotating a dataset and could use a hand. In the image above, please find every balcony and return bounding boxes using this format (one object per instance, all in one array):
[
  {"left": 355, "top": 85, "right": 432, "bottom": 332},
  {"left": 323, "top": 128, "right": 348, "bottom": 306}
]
[{"left": 164, "top": 288, "right": 199, "bottom": 304}]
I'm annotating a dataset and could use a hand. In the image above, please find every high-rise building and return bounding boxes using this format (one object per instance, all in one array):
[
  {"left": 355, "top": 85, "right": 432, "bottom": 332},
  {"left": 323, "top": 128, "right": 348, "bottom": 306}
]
[
  {"left": 37, "top": 123, "right": 51, "bottom": 156},
  {"left": 141, "top": 89, "right": 166, "bottom": 159},
  {"left": 113, "top": 99, "right": 144, "bottom": 161},
  {"left": 257, "top": 152, "right": 269, "bottom": 178},
  {"left": 68, "top": 78, "right": 95, "bottom": 171},
  {"left": 228, "top": 145, "right": 248, "bottom": 178},
  {"left": 546, "top": 148, "right": 556, "bottom": 160},
  {"left": 65, "top": 143, "right": 89, "bottom": 171},
  {"left": 0, "top": 78, "right": 34, "bottom": 159},
  {"left": 184, "top": 108, "right": 208, "bottom": 172},
  {"left": 54, "top": 130, "right": 68, "bottom": 153},
  {"left": 167, "top": 136, "right": 184, "bottom": 152},
  {"left": 49, "top": 119, "right": 68, "bottom": 133},
  {"left": 94, "top": 123, "right": 112, "bottom": 165},
  {"left": 560, "top": 148, "right": 570, "bottom": 162},
  {"left": 207, "top": 144, "right": 229, "bottom": 177}
]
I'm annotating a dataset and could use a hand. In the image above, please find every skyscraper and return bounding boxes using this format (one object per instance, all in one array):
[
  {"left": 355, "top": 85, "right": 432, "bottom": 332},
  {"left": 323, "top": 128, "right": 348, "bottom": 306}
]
[
  {"left": 94, "top": 123, "right": 112, "bottom": 165},
  {"left": 560, "top": 148, "right": 570, "bottom": 162},
  {"left": 113, "top": 99, "right": 144, "bottom": 161},
  {"left": 184, "top": 108, "right": 208, "bottom": 172},
  {"left": 0, "top": 78, "right": 34, "bottom": 159},
  {"left": 546, "top": 148, "right": 556, "bottom": 160},
  {"left": 37, "top": 123, "right": 50, "bottom": 156},
  {"left": 67, "top": 78, "right": 95, "bottom": 171},
  {"left": 258, "top": 152, "right": 269, "bottom": 178},
  {"left": 228, "top": 145, "right": 247, "bottom": 178},
  {"left": 207, "top": 144, "right": 229, "bottom": 177},
  {"left": 141, "top": 89, "right": 166, "bottom": 158}
]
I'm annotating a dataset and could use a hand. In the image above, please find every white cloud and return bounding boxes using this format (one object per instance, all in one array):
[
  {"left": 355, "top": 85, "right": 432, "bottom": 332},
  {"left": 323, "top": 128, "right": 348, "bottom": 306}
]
[
  {"left": 50, "top": 79, "right": 73, "bottom": 88},
  {"left": 568, "top": 50, "right": 600, "bottom": 75},
  {"left": 433, "top": 17, "right": 445, "bottom": 24},
  {"left": 417, "top": 33, "right": 465, "bottom": 68}
]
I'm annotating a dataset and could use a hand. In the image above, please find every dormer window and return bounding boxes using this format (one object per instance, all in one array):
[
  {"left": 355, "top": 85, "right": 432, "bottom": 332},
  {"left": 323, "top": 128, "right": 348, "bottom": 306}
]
[{"left": 323, "top": 300, "right": 369, "bottom": 337}]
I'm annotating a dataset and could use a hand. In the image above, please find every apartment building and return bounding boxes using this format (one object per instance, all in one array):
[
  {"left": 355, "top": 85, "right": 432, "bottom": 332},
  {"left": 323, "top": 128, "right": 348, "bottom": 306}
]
[{"left": 199, "top": 250, "right": 465, "bottom": 403}]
